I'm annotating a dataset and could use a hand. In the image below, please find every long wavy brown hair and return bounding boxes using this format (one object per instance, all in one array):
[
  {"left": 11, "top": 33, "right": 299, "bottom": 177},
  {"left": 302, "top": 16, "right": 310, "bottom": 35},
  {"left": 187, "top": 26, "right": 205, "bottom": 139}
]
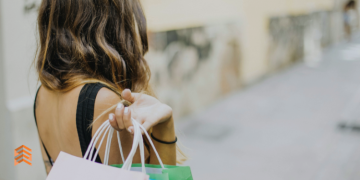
[
  {"left": 36, "top": 0, "right": 151, "bottom": 94},
  {"left": 35, "top": 0, "right": 186, "bottom": 163}
]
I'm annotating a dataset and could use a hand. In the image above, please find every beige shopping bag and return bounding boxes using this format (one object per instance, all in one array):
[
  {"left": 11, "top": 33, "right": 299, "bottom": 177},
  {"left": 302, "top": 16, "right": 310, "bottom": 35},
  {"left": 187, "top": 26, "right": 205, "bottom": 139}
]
[{"left": 46, "top": 152, "right": 148, "bottom": 180}]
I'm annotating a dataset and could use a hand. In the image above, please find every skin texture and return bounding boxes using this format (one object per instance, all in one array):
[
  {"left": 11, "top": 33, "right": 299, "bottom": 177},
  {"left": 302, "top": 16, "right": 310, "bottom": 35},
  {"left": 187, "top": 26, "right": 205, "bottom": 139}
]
[{"left": 35, "top": 86, "right": 176, "bottom": 174}]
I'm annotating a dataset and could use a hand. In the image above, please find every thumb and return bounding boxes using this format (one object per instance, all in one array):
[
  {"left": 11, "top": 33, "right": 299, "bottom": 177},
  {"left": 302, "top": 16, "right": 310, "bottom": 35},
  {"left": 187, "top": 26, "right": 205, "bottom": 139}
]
[{"left": 121, "top": 89, "right": 136, "bottom": 103}]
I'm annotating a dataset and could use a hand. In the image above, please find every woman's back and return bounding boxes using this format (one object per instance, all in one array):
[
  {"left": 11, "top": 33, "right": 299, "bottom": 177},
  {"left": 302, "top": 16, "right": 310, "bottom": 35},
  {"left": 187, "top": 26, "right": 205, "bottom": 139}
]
[{"left": 35, "top": 84, "right": 149, "bottom": 172}]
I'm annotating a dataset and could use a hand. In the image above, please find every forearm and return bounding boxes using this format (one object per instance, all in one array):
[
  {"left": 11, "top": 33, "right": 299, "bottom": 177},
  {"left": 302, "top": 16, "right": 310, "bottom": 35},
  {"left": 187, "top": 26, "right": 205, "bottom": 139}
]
[{"left": 149, "top": 117, "right": 176, "bottom": 165}]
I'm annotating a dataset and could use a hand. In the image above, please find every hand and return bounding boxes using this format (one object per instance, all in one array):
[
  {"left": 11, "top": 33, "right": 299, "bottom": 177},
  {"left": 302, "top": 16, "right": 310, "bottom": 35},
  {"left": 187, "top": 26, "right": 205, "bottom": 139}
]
[{"left": 108, "top": 89, "right": 173, "bottom": 134}]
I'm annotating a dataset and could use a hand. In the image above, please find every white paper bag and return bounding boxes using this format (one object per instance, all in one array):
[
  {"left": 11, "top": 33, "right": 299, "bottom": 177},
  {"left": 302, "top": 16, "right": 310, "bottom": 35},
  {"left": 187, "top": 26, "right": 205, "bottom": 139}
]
[
  {"left": 46, "top": 120, "right": 149, "bottom": 180},
  {"left": 46, "top": 117, "right": 165, "bottom": 180},
  {"left": 46, "top": 151, "right": 149, "bottom": 180}
]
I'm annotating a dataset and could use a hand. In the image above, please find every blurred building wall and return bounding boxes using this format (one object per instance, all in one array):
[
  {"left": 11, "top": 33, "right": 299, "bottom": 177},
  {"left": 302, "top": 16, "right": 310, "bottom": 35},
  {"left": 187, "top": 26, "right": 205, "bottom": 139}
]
[
  {"left": 146, "top": 24, "right": 242, "bottom": 118},
  {"left": 241, "top": 0, "right": 335, "bottom": 82},
  {"left": 142, "top": 0, "right": 335, "bottom": 82},
  {"left": 142, "top": 0, "right": 244, "bottom": 31},
  {"left": 268, "top": 11, "right": 336, "bottom": 69},
  {"left": 142, "top": 0, "right": 341, "bottom": 118},
  {"left": 141, "top": 0, "right": 245, "bottom": 118}
]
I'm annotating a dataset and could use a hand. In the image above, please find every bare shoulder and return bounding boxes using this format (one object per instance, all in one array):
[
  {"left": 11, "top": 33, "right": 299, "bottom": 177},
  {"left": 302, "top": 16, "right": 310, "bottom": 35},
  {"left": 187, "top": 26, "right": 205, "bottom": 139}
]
[
  {"left": 93, "top": 87, "right": 121, "bottom": 122},
  {"left": 95, "top": 87, "right": 121, "bottom": 111}
]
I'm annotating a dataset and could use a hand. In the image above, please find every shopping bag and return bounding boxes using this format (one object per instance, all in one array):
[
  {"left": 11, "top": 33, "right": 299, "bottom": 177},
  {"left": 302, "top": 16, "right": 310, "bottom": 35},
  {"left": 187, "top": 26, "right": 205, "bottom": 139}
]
[
  {"left": 111, "top": 164, "right": 193, "bottom": 180},
  {"left": 46, "top": 120, "right": 149, "bottom": 180},
  {"left": 46, "top": 152, "right": 148, "bottom": 180},
  {"left": 111, "top": 119, "right": 193, "bottom": 180},
  {"left": 112, "top": 164, "right": 169, "bottom": 180}
]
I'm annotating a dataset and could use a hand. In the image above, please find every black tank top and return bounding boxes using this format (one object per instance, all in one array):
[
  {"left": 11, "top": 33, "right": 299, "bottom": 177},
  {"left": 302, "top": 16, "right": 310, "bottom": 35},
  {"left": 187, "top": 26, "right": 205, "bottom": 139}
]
[{"left": 33, "top": 83, "right": 106, "bottom": 166}]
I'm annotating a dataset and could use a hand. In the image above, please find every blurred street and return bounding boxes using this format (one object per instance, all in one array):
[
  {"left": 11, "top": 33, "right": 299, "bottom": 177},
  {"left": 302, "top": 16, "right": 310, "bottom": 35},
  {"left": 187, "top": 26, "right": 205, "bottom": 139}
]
[{"left": 177, "top": 36, "right": 360, "bottom": 180}]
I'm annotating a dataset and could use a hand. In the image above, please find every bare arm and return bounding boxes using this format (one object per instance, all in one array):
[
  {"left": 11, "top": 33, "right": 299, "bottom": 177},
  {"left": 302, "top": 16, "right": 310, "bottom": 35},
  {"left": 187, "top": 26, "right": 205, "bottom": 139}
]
[{"left": 150, "top": 117, "right": 176, "bottom": 165}]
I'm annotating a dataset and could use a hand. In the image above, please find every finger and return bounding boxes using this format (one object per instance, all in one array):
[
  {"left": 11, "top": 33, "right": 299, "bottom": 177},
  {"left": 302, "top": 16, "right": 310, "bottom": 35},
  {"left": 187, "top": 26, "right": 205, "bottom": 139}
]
[
  {"left": 121, "top": 89, "right": 136, "bottom": 103},
  {"left": 115, "top": 103, "right": 125, "bottom": 130},
  {"left": 123, "top": 107, "right": 134, "bottom": 134},
  {"left": 109, "top": 113, "right": 121, "bottom": 131}
]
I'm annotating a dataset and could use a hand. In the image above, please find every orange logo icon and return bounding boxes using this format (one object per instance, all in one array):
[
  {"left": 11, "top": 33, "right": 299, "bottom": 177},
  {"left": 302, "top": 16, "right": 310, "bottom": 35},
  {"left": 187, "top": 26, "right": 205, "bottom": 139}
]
[{"left": 14, "top": 145, "right": 32, "bottom": 166}]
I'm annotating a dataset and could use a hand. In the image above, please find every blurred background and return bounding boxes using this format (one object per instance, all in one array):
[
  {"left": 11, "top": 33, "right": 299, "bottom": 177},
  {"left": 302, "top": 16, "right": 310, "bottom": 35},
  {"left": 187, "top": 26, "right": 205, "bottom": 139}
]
[{"left": 1, "top": 0, "right": 360, "bottom": 179}]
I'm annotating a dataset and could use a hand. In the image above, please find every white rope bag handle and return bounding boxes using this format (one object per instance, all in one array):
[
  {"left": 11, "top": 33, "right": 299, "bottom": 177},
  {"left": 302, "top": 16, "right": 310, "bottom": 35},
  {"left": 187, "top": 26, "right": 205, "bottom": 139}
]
[
  {"left": 83, "top": 118, "right": 165, "bottom": 174},
  {"left": 83, "top": 121, "right": 125, "bottom": 163},
  {"left": 121, "top": 118, "right": 165, "bottom": 171}
]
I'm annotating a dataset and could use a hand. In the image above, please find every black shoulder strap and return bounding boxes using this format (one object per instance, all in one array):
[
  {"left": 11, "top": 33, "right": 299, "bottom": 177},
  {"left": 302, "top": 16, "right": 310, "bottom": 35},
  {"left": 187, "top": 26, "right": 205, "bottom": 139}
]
[
  {"left": 76, "top": 83, "right": 105, "bottom": 163},
  {"left": 33, "top": 86, "right": 54, "bottom": 166}
]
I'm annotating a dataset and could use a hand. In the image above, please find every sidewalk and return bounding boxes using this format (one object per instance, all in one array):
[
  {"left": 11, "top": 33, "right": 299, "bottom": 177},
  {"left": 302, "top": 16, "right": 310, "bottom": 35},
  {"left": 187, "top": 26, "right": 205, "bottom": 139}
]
[{"left": 176, "top": 38, "right": 360, "bottom": 180}]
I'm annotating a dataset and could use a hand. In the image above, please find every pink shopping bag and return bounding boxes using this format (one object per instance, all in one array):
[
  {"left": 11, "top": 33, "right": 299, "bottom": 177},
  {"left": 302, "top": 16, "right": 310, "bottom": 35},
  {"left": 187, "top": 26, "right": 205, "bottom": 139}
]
[{"left": 46, "top": 151, "right": 149, "bottom": 180}]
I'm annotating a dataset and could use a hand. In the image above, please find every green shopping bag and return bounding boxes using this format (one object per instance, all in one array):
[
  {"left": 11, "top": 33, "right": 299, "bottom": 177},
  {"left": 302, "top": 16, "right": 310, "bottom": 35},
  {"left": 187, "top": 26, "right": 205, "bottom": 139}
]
[
  {"left": 111, "top": 163, "right": 193, "bottom": 180},
  {"left": 114, "top": 120, "right": 193, "bottom": 180}
]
